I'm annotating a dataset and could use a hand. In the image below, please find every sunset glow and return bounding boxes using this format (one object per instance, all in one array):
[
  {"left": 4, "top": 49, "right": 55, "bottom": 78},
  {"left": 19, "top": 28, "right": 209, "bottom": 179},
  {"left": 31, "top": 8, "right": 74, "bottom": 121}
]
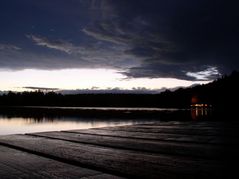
[{"left": 0, "top": 69, "right": 209, "bottom": 91}]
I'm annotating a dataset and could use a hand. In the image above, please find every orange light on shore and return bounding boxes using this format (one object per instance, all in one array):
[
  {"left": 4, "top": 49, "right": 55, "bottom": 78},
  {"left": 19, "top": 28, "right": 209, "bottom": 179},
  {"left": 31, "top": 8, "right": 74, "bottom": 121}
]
[{"left": 191, "top": 96, "right": 199, "bottom": 104}]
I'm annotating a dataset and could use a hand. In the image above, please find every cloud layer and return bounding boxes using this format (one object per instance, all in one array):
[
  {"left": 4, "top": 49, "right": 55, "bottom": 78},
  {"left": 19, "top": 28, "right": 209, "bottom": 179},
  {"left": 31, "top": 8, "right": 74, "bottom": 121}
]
[
  {"left": 0, "top": 0, "right": 238, "bottom": 81},
  {"left": 26, "top": 35, "right": 77, "bottom": 54},
  {"left": 0, "top": 44, "right": 21, "bottom": 51}
]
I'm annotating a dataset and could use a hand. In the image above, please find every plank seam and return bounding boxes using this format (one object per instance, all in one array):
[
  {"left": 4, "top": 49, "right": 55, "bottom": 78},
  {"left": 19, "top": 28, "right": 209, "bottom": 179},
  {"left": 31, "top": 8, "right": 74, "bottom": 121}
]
[{"left": 0, "top": 141, "right": 128, "bottom": 179}]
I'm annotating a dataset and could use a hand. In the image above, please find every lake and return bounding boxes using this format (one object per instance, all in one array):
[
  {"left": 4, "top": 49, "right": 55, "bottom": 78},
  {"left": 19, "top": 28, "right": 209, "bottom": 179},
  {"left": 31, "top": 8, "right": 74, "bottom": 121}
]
[{"left": 0, "top": 106, "right": 212, "bottom": 135}]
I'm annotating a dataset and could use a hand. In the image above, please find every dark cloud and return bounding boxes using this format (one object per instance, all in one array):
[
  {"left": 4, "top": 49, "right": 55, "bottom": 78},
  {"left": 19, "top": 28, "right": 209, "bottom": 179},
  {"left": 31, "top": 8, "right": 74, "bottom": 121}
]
[
  {"left": 23, "top": 87, "right": 59, "bottom": 91},
  {"left": 83, "top": 0, "right": 239, "bottom": 80},
  {"left": 0, "top": 0, "right": 238, "bottom": 80},
  {"left": 0, "top": 34, "right": 140, "bottom": 70},
  {"left": 58, "top": 88, "right": 165, "bottom": 95}
]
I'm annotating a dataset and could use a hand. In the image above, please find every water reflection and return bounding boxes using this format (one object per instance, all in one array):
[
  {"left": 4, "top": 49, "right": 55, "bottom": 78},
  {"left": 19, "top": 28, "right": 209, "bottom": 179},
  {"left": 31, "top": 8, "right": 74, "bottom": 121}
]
[
  {"left": 191, "top": 107, "right": 212, "bottom": 120},
  {"left": 0, "top": 116, "right": 154, "bottom": 136},
  {"left": 0, "top": 107, "right": 212, "bottom": 135}
]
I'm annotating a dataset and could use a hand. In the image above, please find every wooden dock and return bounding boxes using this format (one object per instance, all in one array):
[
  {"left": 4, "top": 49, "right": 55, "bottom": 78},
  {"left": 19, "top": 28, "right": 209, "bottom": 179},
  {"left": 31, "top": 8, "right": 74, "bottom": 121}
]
[{"left": 0, "top": 121, "right": 239, "bottom": 178}]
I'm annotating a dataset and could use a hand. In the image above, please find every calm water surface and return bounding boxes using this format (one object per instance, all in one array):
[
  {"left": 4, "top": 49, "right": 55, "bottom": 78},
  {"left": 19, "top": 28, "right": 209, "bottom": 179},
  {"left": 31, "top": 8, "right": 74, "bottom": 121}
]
[
  {"left": 0, "top": 117, "right": 153, "bottom": 135},
  {"left": 0, "top": 107, "right": 211, "bottom": 135}
]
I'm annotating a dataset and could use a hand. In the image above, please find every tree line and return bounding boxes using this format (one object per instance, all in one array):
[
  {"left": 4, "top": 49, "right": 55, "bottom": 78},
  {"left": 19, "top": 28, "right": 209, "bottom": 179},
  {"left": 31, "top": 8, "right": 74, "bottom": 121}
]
[{"left": 0, "top": 71, "right": 238, "bottom": 110}]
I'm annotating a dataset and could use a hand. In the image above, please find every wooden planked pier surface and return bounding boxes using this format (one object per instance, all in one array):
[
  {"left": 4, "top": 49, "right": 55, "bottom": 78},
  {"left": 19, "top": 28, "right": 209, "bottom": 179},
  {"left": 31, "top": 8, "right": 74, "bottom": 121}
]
[{"left": 0, "top": 121, "right": 239, "bottom": 178}]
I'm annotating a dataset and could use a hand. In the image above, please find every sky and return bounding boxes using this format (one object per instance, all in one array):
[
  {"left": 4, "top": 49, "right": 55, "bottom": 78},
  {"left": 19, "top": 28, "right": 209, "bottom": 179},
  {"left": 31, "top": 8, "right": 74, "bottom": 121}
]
[{"left": 0, "top": 0, "right": 238, "bottom": 92}]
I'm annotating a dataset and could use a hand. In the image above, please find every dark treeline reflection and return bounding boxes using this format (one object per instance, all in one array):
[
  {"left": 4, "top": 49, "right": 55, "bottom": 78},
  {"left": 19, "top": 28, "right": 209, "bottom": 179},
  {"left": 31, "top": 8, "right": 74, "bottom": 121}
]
[
  {"left": 0, "top": 111, "right": 158, "bottom": 125},
  {"left": 0, "top": 106, "right": 218, "bottom": 122},
  {"left": 0, "top": 107, "right": 191, "bottom": 120}
]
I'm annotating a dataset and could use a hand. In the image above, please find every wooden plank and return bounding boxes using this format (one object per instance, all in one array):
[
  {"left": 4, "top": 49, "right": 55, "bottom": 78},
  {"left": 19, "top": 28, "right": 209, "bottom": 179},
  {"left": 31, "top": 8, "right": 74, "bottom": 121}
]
[
  {"left": 0, "top": 145, "right": 122, "bottom": 179},
  {"left": 0, "top": 134, "right": 225, "bottom": 179},
  {"left": 135, "top": 121, "right": 239, "bottom": 128},
  {"left": 65, "top": 129, "right": 238, "bottom": 145},
  {"left": 130, "top": 124, "right": 238, "bottom": 130},
  {"left": 92, "top": 125, "right": 239, "bottom": 137},
  {"left": 29, "top": 131, "right": 232, "bottom": 159},
  {"left": 82, "top": 173, "right": 124, "bottom": 179}
]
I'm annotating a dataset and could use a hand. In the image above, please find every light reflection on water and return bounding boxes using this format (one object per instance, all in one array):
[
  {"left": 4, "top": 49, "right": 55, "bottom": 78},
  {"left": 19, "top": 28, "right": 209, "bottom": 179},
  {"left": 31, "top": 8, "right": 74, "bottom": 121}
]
[
  {"left": 0, "top": 116, "right": 152, "bottom": 135},
  {"left": 191, "top": 107, "right": 212, "bottom": 120}
]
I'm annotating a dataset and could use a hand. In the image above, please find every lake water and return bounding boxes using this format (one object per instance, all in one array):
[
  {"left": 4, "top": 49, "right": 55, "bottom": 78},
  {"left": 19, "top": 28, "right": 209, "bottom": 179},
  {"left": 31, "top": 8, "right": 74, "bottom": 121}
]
[{"left": 0, "top": 107, "right": 212, "bottom": 135}]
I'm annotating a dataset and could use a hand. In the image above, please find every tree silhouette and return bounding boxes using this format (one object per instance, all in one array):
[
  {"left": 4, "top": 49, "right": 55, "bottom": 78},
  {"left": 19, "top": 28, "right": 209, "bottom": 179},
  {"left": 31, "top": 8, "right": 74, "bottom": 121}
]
[{"left": 0, "top": 71, "right": 238, "bottom": 110}]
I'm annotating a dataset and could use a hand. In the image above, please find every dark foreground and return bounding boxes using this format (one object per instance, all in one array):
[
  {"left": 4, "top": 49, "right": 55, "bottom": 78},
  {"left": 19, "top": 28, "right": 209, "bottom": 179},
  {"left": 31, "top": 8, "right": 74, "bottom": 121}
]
[{"left": 0, "top": 121, "right": 239, "bottom": 179}]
